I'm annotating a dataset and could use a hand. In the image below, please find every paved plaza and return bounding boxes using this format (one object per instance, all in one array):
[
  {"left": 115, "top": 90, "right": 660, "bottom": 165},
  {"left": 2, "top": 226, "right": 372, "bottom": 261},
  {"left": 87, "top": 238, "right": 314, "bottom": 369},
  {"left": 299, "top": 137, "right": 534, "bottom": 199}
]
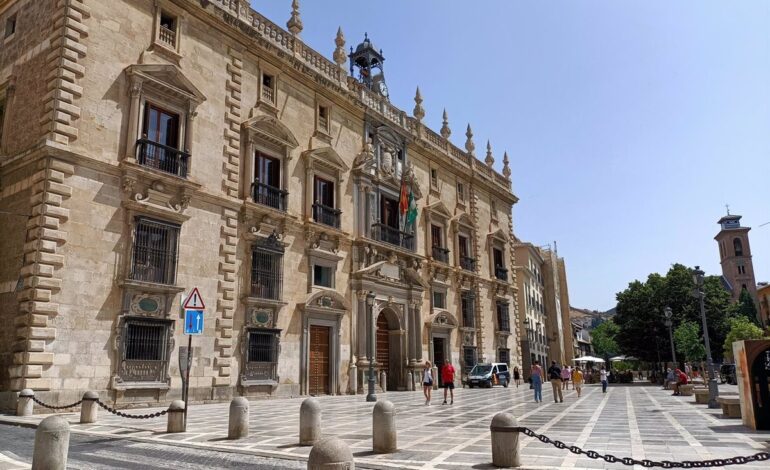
[{"left": 2, "top": 383, "right": 769, "bottom": 469}]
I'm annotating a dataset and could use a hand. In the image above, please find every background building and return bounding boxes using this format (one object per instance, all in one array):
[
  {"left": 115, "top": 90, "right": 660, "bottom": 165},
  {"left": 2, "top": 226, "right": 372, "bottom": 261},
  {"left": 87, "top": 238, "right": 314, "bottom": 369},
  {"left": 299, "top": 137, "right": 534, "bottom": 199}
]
[
  {"left": 514, "top": 239, "right": 548, "bottom": 378},
  {"left": 715, "top": 213, "right": 759, "bottom": 306},
  {"left": 0, "top": 0, "right": 519, "bottom": 408}
]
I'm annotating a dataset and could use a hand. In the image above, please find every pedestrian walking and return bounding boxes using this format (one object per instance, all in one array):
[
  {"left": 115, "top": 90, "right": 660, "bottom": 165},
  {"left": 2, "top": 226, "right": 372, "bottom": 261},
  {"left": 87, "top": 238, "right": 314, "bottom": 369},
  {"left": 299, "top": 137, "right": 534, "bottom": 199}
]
[
  {"left": 548, "top": 361, "right": 564, "bottom": 403},
  {"left": 441, "top": 360, "right": 455, "bottom": 405},
  {"left": 573, "top": 367, "right": 584, "bottom": 398},
  {"left": 513, "top": 366, "right": 521, "bottom": 388},
  {"left": 422, "top": 361, "right": 433, "bottom": 405},
  {"left": 530, "top": 361, "right": 544, "bottom": 403},
  {"left": 561, "top": 365, "right": 571, "bottom": 390},
  {"left": 600, "top": 366, "right": 608, "bottom": 393}
]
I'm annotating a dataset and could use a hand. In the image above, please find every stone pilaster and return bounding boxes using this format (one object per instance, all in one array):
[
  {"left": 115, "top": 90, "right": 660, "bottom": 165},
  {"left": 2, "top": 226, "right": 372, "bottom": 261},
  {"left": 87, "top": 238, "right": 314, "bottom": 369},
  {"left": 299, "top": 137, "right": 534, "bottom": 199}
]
[
  {"left": 467, "top": 184, "right": 484, "bottom": 361},
  {"left": 41, "top": 0, "right": 90, "bottom": 146},
  {"left": 10, "top": 158, "right": 74, "bottom": 391},
  {"left": 223, "top": 48, "right": 243, "bottom": 199}
]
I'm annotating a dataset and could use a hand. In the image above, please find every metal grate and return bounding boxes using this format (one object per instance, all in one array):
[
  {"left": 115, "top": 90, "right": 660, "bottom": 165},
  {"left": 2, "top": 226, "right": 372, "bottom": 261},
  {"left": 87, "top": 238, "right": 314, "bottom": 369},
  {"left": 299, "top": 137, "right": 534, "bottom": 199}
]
[
  {"left": 252, "top": 181, "right": 288, "bottom": 211},
  {"left": 313, "top": 203, "right": 341, "bottom": 228},
  {"left": 136, "top": 139, "right": 189, "bottom": 177},
  {"left": 498, "top": 348, "right": 510, "bottom": 365},
  {"left": 248, "top": 331, "right": 277, "bottom": 363},
  {"left": 131, "top": 218, "right": 179, "bottom": 285},
  {"left": 125, "top": 321, "right": 167, "bottom": 361},
  {"left": 461, "top": 292, "right": 475, "bottom": 328},
  {"left": 462, "top": 346, "right": 476, "bottom": 373},
  {"left": 251, "top": 245, "right": 283, "bottom": 300},
  {"left": 497, "top": 302, "right": 510, "bottom": 332}
]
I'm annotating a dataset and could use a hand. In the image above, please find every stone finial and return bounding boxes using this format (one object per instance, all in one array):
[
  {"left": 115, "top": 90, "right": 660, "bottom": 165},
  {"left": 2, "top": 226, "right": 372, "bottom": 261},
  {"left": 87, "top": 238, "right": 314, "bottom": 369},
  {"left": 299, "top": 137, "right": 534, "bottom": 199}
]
[
  {"left": 413, "top": 86, "right": 425, "bottom": 122},
  {"left": 440, "top": 109, "right": 451, "bottom": 139},
  {"left": 465, "top": 124, "right": 475, "bottom": 156},
  {"left": 485, "top": 140, "right": 494, "bottom": 167},
  {"left": 502, "top": 151, "right": 511, "bottom": 180},
  {"left": 333, "top": 27, "right": 347, "bottom": 69},
  {"left": 287, "top": 0, "right": 303, "bottom": 36}
]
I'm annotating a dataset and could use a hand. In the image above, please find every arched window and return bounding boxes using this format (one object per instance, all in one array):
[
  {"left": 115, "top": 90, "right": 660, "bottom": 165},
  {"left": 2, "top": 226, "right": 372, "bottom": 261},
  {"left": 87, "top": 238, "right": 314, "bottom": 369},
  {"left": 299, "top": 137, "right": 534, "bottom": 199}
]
[{"left": 733, "top": 238, "right": 744, "bottom": 257}]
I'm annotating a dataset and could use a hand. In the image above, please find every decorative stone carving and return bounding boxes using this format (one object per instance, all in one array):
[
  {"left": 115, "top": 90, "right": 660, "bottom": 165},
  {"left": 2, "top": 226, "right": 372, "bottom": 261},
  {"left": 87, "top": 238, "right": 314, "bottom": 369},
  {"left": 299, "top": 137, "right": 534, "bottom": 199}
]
[
  {"left": 465, "top": 124, "right": 475, "bottom": 156},
  {"left": 502, "top": 151, "right": 512, "bottom": 181},
  {"left": 287, "top": 0, "right": 303, "bottom": 35},
  {"left": 128, "top": 293, "right": 165, "bottom": 317},
  {"left": 440, "top": 109, "right": 451, "bottom": 139},
  {"left": 413, "top": 87, "right": 425, "bottom": 122},
  {"left": 333, "top": 27, "right": 347, "bottom": 69},
  {"left": 485, "top": 141, "right": 494, "bottom": 167},
  {"left": 380, "top": 146, "right": 395, "bottom": 176},
  {"left": 352, "top": 137, "right": 375, "bottom": 172},
  {"left": 248, "top": 307, "right": 274, "bottom": 328}
]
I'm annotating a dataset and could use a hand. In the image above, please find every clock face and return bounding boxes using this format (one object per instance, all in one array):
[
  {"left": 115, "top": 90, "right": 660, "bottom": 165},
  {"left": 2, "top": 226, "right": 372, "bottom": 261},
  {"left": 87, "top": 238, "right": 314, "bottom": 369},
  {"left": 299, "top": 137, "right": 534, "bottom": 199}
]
[{"left": 378, "top": 81, "right": 389, "bottom": 97}]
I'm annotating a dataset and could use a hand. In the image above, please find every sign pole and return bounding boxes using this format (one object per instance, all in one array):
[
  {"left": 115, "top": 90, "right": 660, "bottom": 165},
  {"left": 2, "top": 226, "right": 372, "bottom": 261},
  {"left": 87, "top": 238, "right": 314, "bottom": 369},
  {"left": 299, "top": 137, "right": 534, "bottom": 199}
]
[{"left": 184, "top": 334, "right": 191, "bottom": 429}]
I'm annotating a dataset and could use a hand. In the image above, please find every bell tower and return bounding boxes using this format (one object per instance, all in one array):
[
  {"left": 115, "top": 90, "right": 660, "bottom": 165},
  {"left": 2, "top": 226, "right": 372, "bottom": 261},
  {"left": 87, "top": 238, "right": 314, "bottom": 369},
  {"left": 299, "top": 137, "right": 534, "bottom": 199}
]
[
  {"left": 349, "top": 33, "right": 389, "bottom": 99},
  {"left": 715, "top": 211, "right": 758, "bottom": 304}
]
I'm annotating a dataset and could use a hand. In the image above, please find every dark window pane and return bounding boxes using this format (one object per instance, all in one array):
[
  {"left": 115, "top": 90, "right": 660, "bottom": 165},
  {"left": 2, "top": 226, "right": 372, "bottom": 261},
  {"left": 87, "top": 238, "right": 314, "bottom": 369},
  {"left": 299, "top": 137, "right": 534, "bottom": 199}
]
[
  {"left": 125, "top": 321, "right": 167, "bottom": 361},
  {"left": 248, "top": 331, "right": 277, "bottom": 363},
  {"left": 131, "top": 218, "right": 179, "bottom": 285}
]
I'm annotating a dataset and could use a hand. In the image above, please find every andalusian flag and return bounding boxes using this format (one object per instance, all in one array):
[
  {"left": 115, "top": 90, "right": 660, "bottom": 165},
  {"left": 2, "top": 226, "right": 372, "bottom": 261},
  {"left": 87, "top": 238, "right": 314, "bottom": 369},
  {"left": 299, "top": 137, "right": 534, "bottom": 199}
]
[{"left": 406, "top": 188, "right": 417, "bottom": 227}]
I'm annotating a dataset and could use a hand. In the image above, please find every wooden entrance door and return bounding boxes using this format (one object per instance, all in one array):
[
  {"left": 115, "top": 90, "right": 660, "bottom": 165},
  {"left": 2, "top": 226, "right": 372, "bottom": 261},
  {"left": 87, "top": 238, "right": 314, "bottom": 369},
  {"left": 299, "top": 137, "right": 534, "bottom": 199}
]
[
  {"left": 309, "top": 325, "right": 331, "bottom": 395},
  {"left": 376, "top": 314, "right": 390, "bottom": 376}
]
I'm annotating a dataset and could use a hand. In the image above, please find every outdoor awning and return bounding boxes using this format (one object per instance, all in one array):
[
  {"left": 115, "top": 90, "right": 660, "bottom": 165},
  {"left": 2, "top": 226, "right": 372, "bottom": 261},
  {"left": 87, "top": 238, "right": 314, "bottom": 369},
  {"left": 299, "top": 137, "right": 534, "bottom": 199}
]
[
  {"left": 610, "top": 355, "right": 638, "bottom": 362},
  {"left": 572, "top": 355, "right": 606, "bottom": 363}
]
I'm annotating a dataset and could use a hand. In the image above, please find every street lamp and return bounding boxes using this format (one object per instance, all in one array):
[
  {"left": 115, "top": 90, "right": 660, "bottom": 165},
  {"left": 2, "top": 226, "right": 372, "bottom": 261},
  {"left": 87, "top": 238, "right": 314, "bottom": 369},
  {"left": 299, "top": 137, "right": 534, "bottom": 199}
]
[
  {"left": 365, "top": 291, "right": 377, "bottom": 402},
  {"left": 664, "top": 306, "right": 677, "bottom": 366},
  {"left": 693, "top": 266, "right": 719, "bottom": 408}
]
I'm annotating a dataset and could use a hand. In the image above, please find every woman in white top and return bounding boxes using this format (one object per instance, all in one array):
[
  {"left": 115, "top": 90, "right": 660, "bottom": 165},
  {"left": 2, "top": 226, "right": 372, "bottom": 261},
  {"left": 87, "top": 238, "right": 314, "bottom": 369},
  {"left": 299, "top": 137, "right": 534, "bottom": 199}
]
[
  {"left": 422, "top": 360, "right": 433, "bottom": 405},
  {"left": 600, "top": 366, "right": 608, "bottom": 393}
]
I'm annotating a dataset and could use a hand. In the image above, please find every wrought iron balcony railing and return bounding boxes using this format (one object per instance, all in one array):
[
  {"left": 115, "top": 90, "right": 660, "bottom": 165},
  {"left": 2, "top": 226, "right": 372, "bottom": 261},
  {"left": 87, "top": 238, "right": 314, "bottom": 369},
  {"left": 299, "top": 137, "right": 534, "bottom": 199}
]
[
  {"left": 460, "top": 256, "right": 476, "bottom": 272},
  {"left": 251, "top": 181, "right": 288, "bottom": 212},
  {"left": 313, "top": 203, "right": 341, "bottom": 229},
  {"left": 371, "top": 223, "right": 415, "bottom": 251},
  {"left": 431, "top": 246, "right": 450, "bottom": 264},
  {"left": 136, "top": 139, "right": 189, "bottom": 178},
  {"left": 495, "top": 266, "right": 509, "bottom": 281}
]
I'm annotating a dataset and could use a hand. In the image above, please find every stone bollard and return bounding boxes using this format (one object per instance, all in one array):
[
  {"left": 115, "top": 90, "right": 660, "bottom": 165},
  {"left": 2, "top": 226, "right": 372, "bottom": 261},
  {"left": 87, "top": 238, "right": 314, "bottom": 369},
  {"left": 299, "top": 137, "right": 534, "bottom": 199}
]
[
  {"left": 300, "top": 397, "right": 322, "bottom": 445},
  {"left": 307, "top": 436, "right": 355, "bottom": 470},
  {"left": 379, "top": 370, "right": 387, "bottom": 392},
  {"left": 17, "top": 389, "right": 34, "bottom": 417},
  {"left": 80, "top": 391, "right": 99, "bottom": 424},
  {"left": 490, "top": 412, "right": 521, "bottom": 468},
  {"left": 228, "top": 397, "right": 249, "bottom": 439},
  {"left": 32, "top": 415, "right": 70, "bottom": 470},
  {"left": 372, "top": 399, "right": 397, "bottom": 453},
  {"left": 407, "top": 371, "right": 414, "bottom": 391},
  {"left": 167, "top": 400, "right": 186, "bottom": 433}
]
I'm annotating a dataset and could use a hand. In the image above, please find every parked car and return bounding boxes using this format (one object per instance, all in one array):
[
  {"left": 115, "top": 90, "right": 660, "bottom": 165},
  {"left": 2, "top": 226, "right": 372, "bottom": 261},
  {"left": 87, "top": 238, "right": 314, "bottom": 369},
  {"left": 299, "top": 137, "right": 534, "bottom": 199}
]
[
  {"left": 466, "top": 363, "right": 511, "bottom": 388},
  {"left": 720, "top": 364, "right": 737, "bottom": 385}
]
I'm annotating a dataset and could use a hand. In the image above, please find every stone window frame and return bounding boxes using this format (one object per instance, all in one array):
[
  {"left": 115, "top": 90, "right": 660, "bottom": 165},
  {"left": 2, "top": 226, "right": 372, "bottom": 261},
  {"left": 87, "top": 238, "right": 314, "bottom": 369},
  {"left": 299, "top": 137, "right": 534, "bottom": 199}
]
[
  {"left": 4, "top": 12, "right": 16, "bottom": 42},
  {"left": 124, "top": 65, "right": 205, "bottom": 177},
  {"left": 456, "top": 180, "right": 466, "bottom": 206},
  {"left": 128, "top": 216, "right": 181, "bottom": 286},
  {"left": 301, "top": 147, "right": 348, "bottom": 228},
  {"left": 487, "top": 229, "right": 509, "bottom": 282},
  {"left": 240, "top": 326, "right": 281, "bottom": 385},
  {"left": 0, "top": 84, "right": 7, "bottom": 153},
  {"left": 459, "top": 289, "right": 476, "bottom": 329},
  {"left": 424, "top": 201, "right": 452, "bottom": 263},
  {"left": 151, "top": 2, "right": 182, "bottom": 59},
  {"left": 240, "top": 115, "right": 299, "bottom": 205},
  {"left": 259, "top": 61, "right": 281, "bottom": 109},
  {"left": 462, "top": 346, "right": 477, "bottom": 374},
  {"left": 490, "top": 198, "right": 498, "bottom": 223},
  {"left": 315, "top": 96, "right": 333, "bottom": 137},
  {"left": 431, "top": 285, "right": 447, "bottom": 310},
  {"left": 307, "top": 249, "right": 341, "bottom": 293},
  {"left": 299, "top": 290, "right": 349, "bottom": 396},
  {"left": 498, "top": 348, "right": 510, "bottom": 365},
  {"left": 452, "top": 213, "right": 476, "bottom": 271}
]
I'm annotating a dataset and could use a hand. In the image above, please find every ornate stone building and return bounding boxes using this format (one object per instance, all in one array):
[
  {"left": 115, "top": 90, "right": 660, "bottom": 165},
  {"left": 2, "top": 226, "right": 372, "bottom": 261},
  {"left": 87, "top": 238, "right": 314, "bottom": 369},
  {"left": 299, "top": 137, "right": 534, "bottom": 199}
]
[
  {"left": 0, "top": 0, "right": 519, "bottom": 407},
  {"left": 513, "top": 239, "right": 548, "bottom": 378}
]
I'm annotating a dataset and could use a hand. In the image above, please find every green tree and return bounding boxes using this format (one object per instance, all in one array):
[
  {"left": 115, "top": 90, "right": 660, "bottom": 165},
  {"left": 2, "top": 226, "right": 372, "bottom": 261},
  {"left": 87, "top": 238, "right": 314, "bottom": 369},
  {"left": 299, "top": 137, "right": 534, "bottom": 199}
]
[
  {"left": 591, "top": 319, "right": 619, "bottom": 360},
  {"left": 734, "top": 289, "right": 759, "bottom": 326},
  {"left": 673, "top": 321, "right": 706, "bottom": 363},
  {"left": 722, "top": 316, "right": 765, "bottom": 360}
]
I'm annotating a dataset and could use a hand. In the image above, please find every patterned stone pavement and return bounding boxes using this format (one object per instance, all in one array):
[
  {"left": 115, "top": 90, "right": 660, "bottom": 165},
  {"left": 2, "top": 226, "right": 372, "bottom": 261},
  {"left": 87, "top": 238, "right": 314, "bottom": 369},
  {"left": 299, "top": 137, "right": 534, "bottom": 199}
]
[{"left": 2, "top": 383, "right": 769, "bottom": 469}]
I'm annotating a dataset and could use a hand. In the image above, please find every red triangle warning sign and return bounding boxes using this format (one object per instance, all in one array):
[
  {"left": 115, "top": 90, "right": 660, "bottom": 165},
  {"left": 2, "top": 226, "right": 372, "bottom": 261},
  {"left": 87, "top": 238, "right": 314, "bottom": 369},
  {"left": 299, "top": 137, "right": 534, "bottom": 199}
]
[{"left": 183, "top": 287, "right": 206, "bottom": 310}]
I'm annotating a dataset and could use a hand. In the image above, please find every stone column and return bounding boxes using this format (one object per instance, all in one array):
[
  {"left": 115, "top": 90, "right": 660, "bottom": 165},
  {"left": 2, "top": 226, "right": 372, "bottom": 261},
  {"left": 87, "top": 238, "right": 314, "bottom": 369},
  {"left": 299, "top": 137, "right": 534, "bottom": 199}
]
[
  {"left": 125, "top": 78, "right": 142, "bottom": 160},
  {"left": 412, "top": 300, "right": 423, "bottom": 364}
]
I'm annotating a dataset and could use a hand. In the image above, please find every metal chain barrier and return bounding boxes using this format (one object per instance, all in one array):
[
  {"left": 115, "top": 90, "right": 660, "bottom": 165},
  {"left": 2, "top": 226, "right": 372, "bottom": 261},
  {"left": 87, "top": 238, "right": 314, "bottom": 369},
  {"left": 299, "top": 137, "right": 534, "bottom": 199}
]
[
  {"left": 31, "top": 396, "right": 82, "bottom": 410},
  {"left": 516, "top": 427, "right": 770, "bottom": 468},
  {"left": 94, "top": 399, "right": 168, "bottom": 419}
]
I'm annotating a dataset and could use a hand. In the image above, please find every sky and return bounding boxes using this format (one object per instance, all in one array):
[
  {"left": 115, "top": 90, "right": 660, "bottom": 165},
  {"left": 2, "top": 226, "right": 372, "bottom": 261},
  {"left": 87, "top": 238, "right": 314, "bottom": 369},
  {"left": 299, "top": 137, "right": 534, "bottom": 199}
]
[{"left": 252, "top": 1, "right": 770, "bottom": 311}]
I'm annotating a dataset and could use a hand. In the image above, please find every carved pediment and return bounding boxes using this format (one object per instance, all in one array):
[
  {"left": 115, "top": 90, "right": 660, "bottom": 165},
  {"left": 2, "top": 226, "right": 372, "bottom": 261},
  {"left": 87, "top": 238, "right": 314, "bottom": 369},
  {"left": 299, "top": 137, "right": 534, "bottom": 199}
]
[
  {"left": 301, "top": 289, "right": 350, "bottom": 312},
  {"left": 425, "top": 201, "right": 452, "bottom": 220},
  {"left": 127, "top": 64, "right": 206, "bottom": 105},
  {"left": 451, "top": 212, "right": 475, "bottom": 230},
  {"left": 487, "top": 228, "right": 509, "bottom": 243},
  {"left": 426, "top": 311, "right": 458, "bottom": 329},
  {"left": 303, "top": 147, "right": 349, "bottom": 172},
  {"left": 243, "top": 115, "right": 299, "bottom": 149}
]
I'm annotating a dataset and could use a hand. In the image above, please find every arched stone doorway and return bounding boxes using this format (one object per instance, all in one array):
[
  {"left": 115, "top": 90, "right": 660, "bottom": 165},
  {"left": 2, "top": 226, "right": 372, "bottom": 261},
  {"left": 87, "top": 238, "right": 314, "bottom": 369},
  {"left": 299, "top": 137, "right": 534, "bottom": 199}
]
[{"left": 376, "top": 307, "right": 402, "bottom": 391}]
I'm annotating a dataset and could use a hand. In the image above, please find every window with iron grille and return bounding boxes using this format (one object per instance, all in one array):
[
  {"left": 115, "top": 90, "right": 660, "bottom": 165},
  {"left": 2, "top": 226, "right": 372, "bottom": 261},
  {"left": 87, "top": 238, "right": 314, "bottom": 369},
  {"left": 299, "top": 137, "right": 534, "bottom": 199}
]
[
  {"left": 496, "top": 301, "right": 510, "bottom": 332},
  {"left": 124, "top": 320, "right": 168, "bottom": 361},
  {"left": 460, "top": 291, "right": 475, "bottom": 328},
  {"left": 130, "top": 218, "right": 180, "bottom": 285},
  {"left": 245, "top": 330, "right": 279, "bottom": 381},
  {"left": 251, "top": 236, "right": 284, "bottom": 300},
  {"left": 498, "top": 348, "right": 510, "bottom": 365},
  {"left": 462, "top": 346, "right": 476, "bottom": 373}
]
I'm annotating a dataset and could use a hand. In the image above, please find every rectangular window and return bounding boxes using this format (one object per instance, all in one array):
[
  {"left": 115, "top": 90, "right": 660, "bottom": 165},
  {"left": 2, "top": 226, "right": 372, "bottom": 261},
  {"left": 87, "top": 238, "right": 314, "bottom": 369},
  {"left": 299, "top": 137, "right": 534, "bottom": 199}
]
[
  {"left": 431, "top": 225, "right": 442, "bottom": 248},
  {"left": 125, "top": 321, "right": 167, "bottom": 361},
  {"left": 251, "top": 241, "right": 283, "bottom": 300},
  {"left": 458, "top": 235, "right": 469, "bottom": 258},
  {"left": 461, "top": 291, "right": 475, "bottom": 328},
  {"left": 380, "top": 195, "right": 399, "bottom": 229},
  {"left": 253, "top": 151, "right": 286, "bottom": 210},
  {"left": 318, "top": 105, "right": 329, "bottom": 131},
  {"left": 313, "top": 265, "right": 334, "bottom": 288},
  {"left": 493, "top": 248, "right": 505, "bottom": 269},
  {"left": 313, "top": 176, "right": 334, "bottom": 207},
  {"left": 457, "top": 182, "right": 465, "bottom": 202},
  {"left": 433, "top": 290, "right": 446, "bottom": 309},
  {"left": 159, "top": 12, "right": 177, "bottom": 47},
  {"left": 430, "top": 168, "right": 438, "bottom": 188},
  {"left": 139, "top": 103, "right": 187, "bottom": 176},
  {"left": 130, "top": 218, "right": 180, "bottom": 285},
  {"left": 245, "top": 330, "right": 279, "bottom": 381},
  {"left": 498, "top": 349, "right": 510, "bottom": 365},
  {"left": 262, "top": 73, "right": 276, "bottom": 103},
  {"left": 462, "top": 346, "right": 476, "bottom": 373},
  {"left": 497, "top": 301, "right": 510, "bottom": 332},
  {"left": 5, "top": 14, "right": 16, "bottom": 39}
]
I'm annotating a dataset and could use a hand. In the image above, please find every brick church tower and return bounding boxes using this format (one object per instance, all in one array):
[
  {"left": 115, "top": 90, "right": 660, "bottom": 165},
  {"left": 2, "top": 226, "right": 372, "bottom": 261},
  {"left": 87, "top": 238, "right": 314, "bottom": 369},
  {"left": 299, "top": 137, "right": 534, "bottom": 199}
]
[{"left": 715, "top": 212, "right": 758, "bottom": 305}]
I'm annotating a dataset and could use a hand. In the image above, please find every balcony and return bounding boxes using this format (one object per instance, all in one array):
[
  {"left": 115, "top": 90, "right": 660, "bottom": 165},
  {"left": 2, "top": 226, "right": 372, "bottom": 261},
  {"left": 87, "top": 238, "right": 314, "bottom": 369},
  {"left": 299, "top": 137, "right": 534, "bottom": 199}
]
[
  {"left": 495, "top": 266, "right": 509, "bottom": 281},
  {"left": 159, "top": 25, "right": 176, "bottom": 48},
  {"left": 431, "top": 246, "right": 450, "bottom": 264},
  {"left": 371, "top": 223, "right": 415, "bottom": 251},
  {"left": 460, "top": 256, "right": 476, "bottom": 272},
  {"left": 252, "top": 181, "right": 288, "bottom": 212},
  {"left": 136, "top": 139, "right": 189, "bottom": 178},
  {"left": 313, "top": 203, "right": 341, "bottom": 229}
]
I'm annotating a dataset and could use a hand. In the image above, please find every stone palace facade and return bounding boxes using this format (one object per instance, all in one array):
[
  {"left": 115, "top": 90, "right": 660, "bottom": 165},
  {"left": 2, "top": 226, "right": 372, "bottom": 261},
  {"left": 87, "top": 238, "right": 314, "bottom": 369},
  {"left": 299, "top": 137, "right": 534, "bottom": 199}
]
[{"left": 0, "top": 0, "right": 521, "bottom": 407}]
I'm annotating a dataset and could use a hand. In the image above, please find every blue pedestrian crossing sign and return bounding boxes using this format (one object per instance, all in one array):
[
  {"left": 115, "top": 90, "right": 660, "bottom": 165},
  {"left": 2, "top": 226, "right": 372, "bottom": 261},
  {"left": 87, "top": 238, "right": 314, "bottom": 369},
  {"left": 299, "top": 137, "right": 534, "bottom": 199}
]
[{"left": 184, "top": 309, "right": 204, "bottom": 335}]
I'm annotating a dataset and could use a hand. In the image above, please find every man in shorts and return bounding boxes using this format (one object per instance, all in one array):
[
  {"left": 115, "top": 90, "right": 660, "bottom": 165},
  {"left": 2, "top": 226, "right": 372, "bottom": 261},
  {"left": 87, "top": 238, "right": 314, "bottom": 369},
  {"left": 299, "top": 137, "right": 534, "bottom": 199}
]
[{"left": 441, "top": 360, "right": 456, "bottom": 405}]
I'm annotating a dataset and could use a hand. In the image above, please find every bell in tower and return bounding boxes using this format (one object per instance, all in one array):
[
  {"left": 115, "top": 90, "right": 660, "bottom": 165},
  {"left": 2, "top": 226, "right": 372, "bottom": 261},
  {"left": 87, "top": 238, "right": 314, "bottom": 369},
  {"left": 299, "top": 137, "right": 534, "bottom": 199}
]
[{"left": 349, "top": 33, "right": 389, "bottom": 99}]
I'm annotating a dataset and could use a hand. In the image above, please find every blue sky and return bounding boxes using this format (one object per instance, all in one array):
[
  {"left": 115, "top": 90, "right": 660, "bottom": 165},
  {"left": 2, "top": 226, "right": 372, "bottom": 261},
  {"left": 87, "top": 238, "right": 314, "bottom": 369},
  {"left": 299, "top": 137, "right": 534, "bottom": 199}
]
[{"left": 253, "top": 1, "right": 770, "bottom": 310}]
